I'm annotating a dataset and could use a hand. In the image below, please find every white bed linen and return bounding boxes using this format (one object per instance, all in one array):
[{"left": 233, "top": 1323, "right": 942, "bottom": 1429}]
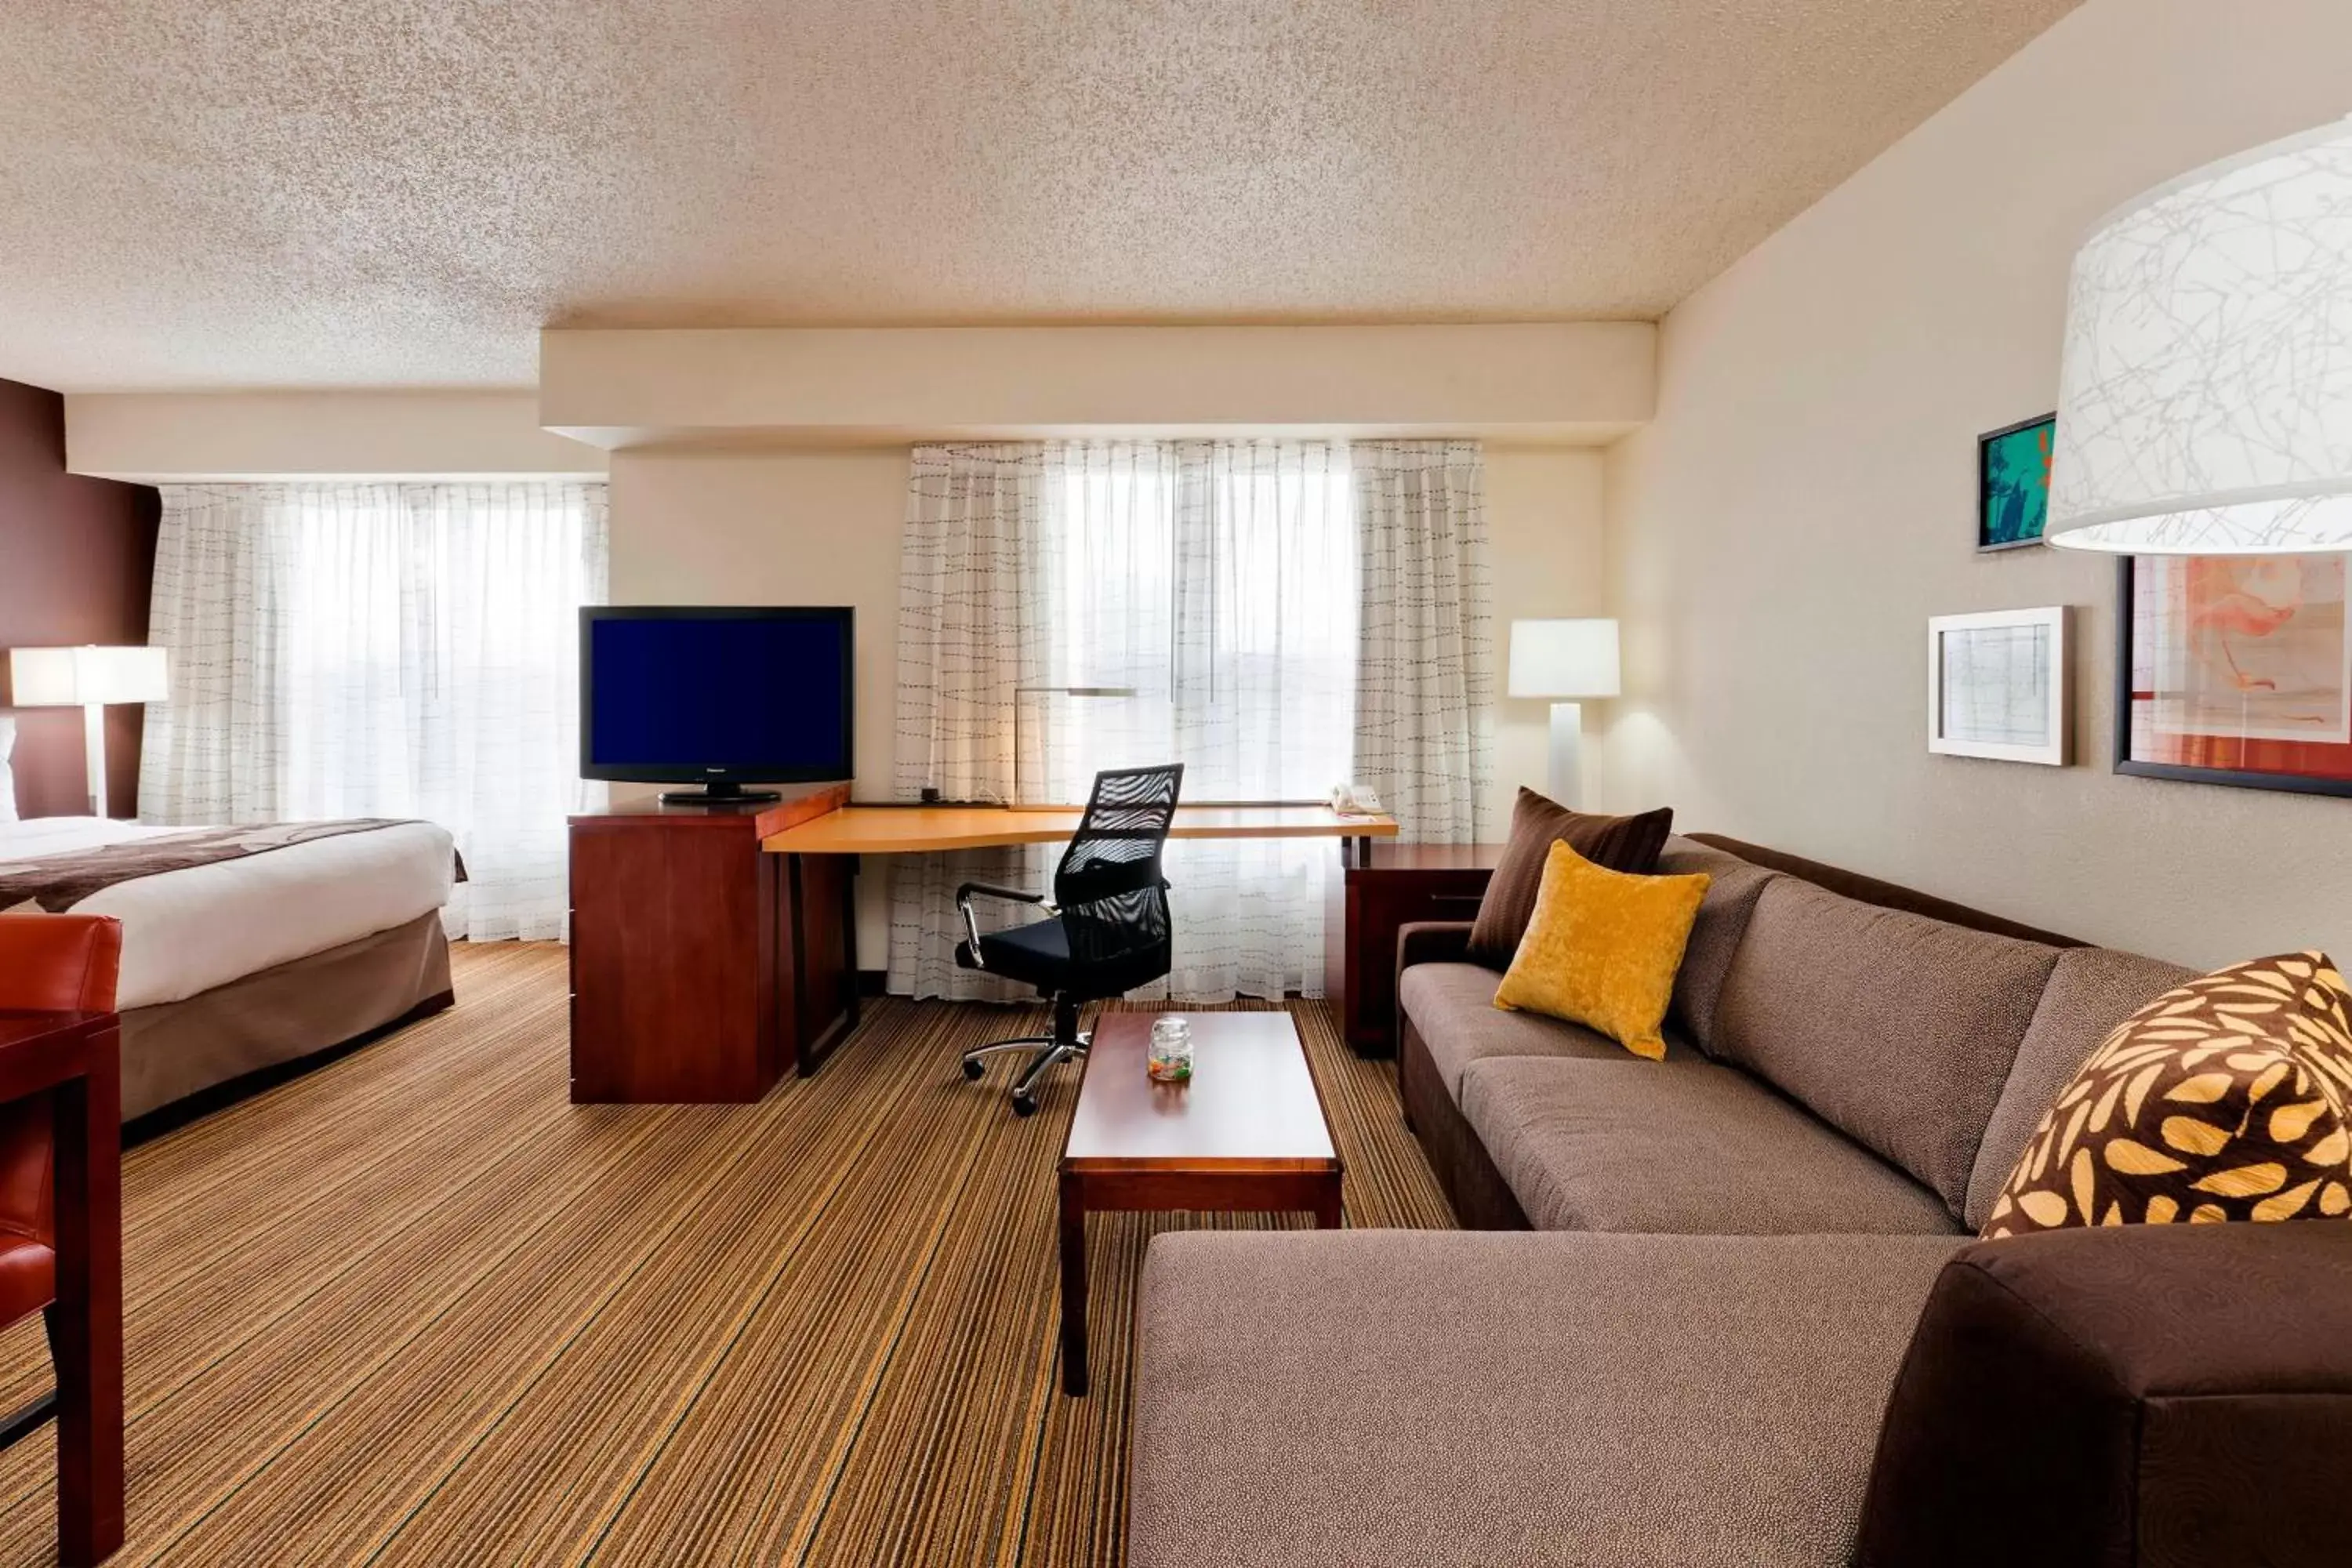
[{"left": 0, "top": 816, "right": 456, "bottom": 1010}]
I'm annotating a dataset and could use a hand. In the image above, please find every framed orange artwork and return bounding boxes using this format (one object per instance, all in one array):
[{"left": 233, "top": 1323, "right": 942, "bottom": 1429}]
[{"left": 2116, "top": 554, "right": 2352, "bottom": 797}]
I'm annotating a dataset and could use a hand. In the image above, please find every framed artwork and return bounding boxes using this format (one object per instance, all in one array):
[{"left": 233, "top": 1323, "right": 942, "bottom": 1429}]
[
  {"left": 2115, "top": 554, "right": 2352, "bottom": 798},
  {"left": 1928, "top": 606, "right": 2070, "bottom": 765},
  {"left": 1977, "top": 413, "right": 2056, "bottom": 552}
]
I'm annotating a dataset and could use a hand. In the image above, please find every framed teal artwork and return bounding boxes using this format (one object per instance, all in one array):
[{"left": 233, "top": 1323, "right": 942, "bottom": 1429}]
[{"left": 1977, "top": 412, "right": 2055, "bottom": 552}]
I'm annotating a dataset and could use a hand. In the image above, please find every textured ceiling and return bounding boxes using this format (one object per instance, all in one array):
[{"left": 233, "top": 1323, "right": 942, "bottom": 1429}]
[{"left": 0, "top": 0, "right": 2078, "bottom": 391}]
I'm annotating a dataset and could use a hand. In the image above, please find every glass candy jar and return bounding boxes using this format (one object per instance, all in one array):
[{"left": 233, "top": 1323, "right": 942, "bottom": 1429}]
[{"left": 1147, "top": 1016, "right": 1194, "bottom": 1083}]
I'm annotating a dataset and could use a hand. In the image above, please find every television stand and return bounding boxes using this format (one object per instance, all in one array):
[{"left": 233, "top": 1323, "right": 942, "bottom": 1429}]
[
  {"left": 659, "top": 782, "right": 782, "bottom": 804},
  {"left": 568, "top": 782, "right": 857, "bottom": 1102}
]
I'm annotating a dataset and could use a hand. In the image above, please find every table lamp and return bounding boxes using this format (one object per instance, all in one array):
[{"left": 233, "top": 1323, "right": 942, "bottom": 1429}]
[
  {"left": 1010, "top": 684, "right": 1139, "bottom": 808},
  {"left": 6, "top": 644, "right": 169, "bottom": 818},
  {"left": 2047, "top": 115, "right": 2352, "bottom": 554},
  {"left": 1508, "top": 619, "right": 1618, "bottom": 808}
]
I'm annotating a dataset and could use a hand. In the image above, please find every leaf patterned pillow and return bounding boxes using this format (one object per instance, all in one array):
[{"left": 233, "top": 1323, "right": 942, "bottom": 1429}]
[{"left": 1984, "top": 951, "right": 2352, "bottom": 1238}]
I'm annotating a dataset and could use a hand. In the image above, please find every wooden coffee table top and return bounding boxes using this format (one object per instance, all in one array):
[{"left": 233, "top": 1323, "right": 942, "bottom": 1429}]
[{"left": 1062, "top": 1011, "right": 1339, "bottom": 1174}]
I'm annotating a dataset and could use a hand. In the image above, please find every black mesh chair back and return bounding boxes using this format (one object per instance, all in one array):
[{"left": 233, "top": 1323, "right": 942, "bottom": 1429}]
[{"left": 1052, "top": 763, "right": 1182, "bottom": 979}]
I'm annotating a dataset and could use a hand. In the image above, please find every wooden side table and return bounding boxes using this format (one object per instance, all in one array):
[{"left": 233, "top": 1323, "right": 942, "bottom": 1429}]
[
  {"left": 1337, "top": 843, "right": 1504, "bottom": 1057},
  {"left": 0, "top": 1007, "right": 122, "bottom": 1566}
]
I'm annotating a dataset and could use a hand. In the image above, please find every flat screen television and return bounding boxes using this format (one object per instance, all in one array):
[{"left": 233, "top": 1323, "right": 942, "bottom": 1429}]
[{"left": 580, "top": 606, "right": 853, "bottom": 803}]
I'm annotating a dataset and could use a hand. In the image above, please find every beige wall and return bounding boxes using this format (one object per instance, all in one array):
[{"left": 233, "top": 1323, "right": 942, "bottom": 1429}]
[
  {"left": 64, "top": 391, "right": 606, "bottom": 481},
  {"left": 543, "top": 324, "right": 1653, "bottom": 448},
  {"left": 1490, "top": 447, "right": 1608, "bottom": 816},
  {"left": 610, "top": 443, "right": 1603, "bottom": 953},
  {"left": 1600, "top": 0, "right": 2352, "bottom": 967}
]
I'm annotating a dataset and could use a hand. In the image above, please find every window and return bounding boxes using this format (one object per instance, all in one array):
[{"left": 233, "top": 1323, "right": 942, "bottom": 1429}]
[{"left": 1028, "top": 441, "right": 1357, "bottom": 808}]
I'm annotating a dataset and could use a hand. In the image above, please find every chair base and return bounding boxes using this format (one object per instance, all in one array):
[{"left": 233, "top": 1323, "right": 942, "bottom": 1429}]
[{"left": 960, "top": 994, "right": 1091, "bottom": 1116}]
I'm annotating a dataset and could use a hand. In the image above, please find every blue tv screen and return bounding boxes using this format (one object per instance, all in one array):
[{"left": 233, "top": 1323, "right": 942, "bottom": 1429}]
[{"left": 582, "top": 608, "right": 852, "bottom": 782}]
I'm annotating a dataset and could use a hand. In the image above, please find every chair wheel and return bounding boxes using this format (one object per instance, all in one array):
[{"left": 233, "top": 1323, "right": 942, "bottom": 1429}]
[
  {"left": 1011, "top": 1092, "right": 1039, "bottom": 1117},
  {"left": 960, "top": 1057, "right": 985, "bottom": 1080}
]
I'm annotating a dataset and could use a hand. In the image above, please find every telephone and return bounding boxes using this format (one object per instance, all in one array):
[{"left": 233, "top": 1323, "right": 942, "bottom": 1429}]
[{"left": 1328, "top": 782, "right": 1385, "bottom": 816}]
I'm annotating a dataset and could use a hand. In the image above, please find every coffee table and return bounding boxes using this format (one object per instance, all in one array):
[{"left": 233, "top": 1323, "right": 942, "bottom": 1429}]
[{"left": 1056, "top": 1010, "right": 1342, "bottom": 1396}]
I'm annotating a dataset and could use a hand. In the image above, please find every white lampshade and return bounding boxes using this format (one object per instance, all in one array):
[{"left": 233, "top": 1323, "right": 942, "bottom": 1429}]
[
  {"left": 1508, "top": 619, "right": 1620, "bottom": 699},
  {"left": 9, "top": 644, "right": 170, "bottom": 706},
  {"left": 2048, "top": 116, "right": 2352, "bottom": 554}
]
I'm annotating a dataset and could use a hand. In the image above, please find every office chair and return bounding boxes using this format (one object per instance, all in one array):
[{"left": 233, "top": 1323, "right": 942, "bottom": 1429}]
[{"left": 953, "top": 763, "right": 1184, "bottom": 1116}]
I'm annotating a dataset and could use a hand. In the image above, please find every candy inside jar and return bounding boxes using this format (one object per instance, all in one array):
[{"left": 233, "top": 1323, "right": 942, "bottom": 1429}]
[{"left": 1147, "top": 1016, "right": 1194, "bottom": 1083}]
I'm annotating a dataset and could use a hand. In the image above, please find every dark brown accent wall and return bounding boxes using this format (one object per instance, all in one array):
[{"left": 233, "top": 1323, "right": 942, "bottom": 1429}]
[{"left": 0, "top": 377, "right": 161, "bottom": 818}]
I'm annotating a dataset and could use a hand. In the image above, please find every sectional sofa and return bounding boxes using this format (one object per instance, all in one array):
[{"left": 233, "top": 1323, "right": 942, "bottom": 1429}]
[{"left": 1127, "top": 834, "right": 2352, "bottom": 1566}]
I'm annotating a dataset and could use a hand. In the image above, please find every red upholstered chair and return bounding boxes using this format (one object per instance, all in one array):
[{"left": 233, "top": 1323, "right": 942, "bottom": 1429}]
[
  {"left": 0, "top": 914, "right": 123, "bottom": 1565},
  {"left": 0, "top": 916, "right": 118, "bottom": 1330}
]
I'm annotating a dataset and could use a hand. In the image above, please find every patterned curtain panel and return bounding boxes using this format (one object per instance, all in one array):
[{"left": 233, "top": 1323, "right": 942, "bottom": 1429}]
[
  {"left": 887, "top": 445, "right": 1053, "bottom": 1000},
  {"left": 140, "top": 482, "right": 609, "bottom": 941},
  {"left": 887, "top": 440, "right": 1358, "bottom": 1002},
  {"left": 1352, "top": 441, "right": 1494, "bottom": 842}
]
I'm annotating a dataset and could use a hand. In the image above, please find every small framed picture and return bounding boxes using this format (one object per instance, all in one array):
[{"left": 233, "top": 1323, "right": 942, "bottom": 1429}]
[
  {"left": 1929, "top": 607, "right": 2070, "bottom": 766},
  {"left": 1977, "top": 413, "right": 2056, "bottom": 551}
]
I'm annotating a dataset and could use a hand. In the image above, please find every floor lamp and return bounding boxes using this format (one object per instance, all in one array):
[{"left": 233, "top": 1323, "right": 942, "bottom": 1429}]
[
  {"left": 6, "top": 645, "right": 170, "bottom": 818},
  {"left": 1508, "top": 620, "right": 1619, "bottom": 809}
]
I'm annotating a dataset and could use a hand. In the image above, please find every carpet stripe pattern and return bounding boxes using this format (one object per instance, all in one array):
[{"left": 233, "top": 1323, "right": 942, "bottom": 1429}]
[{"left": 0, "top": 943, "right": 1451, "bottom": 1565}]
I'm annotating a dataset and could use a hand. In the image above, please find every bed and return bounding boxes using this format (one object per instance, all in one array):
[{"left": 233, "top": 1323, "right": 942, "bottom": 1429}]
[{"left": 0, "top": 813, "right": 459, "bottom": 1122}]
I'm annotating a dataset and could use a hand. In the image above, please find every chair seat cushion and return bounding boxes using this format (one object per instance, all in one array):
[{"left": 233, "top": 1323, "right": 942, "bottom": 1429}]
[
  {"left": 960, "top": 915, "right": 1069, "bottom": 989},
  {"left": 1128, "top": 1228, "right": 1964, "bottom": 1568},
  {"left": 1458, "top": 1056, "right": 1963, "bottom": 1236},
  {"left": 0, "top": 1236, "right": 54, "bottom": 1328},
  {"left": 959, "top": 914, "right": 1169, "bottom": 1000},
  {"left": 1401, "top": 962, "right": 1695, "bottom": 1102}
]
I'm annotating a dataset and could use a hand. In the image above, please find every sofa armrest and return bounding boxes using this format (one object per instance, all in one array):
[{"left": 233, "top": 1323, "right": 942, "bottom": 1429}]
[
  {"left": 1396, "top": 920, "right": 1475, "bottom": 975},
  {"left": 1857, "top": 1222, "right": 2352, "bottom": 1568}
]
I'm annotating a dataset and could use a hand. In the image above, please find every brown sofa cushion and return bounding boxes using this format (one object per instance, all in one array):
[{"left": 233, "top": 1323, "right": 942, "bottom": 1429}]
[
  {"left": 1686, "top": 833, "right": 2084, "bottom": 948},
  {"left": 1711, "top": 877, "right": 2061, "bottom": 1216},
  {"left": 1654, "top": 837, "right": 1780, "bottom": 1051},
  {"left": 1962, "top": 946, "right": 2198, "bottom": 1231},
  {"left": 1856, "top": 1224, "right": 2352, "bottom": 1568},
  {"left": 1464, "top": 788, "right": 1672, "bottom": 969},
  {"left": 1128, "top": 1228, "right": 1964, "bottom": 1568},
  {"left": 1458, "top": 1056, "right": 1962, "bottom": 1236},
  {"left": 1399, "top": 961, "right": 1691, "bottom": 1102},
  {"left": 1983, "top": 951, "right": 2352, "bottom": 1237}
]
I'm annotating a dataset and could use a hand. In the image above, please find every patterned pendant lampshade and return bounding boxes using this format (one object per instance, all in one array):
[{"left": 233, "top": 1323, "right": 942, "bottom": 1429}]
[{"left": 2047, "top": 117, "right": 2352, "bottom": 554}]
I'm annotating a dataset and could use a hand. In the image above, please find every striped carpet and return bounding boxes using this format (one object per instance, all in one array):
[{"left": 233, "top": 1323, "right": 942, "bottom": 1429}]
[{"left": 0, "top": 942, "right": 1452, "bottom": 1566}]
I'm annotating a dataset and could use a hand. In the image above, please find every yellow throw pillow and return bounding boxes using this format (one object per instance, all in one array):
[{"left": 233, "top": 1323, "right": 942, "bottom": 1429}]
[{"left": 1492, "top": 840, "right": 1711, "bottom": 1060}]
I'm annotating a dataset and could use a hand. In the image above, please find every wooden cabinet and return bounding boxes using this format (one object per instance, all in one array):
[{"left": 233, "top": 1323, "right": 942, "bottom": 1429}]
[
  {"left": 568, "top": 783, "right": 855, "bottom": 1103},
  {"left": 1338, "top": 843, "right": 1504, "bottom": 1057}
]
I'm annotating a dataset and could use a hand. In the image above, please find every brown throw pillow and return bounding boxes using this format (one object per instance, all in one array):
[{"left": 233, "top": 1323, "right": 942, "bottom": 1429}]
[
  {"left": 1465, "top": 789, "right": 1674, "bottom": 970},
  {"left": 1983, "top": 951, "right": 2352, "bottom": 1238}
]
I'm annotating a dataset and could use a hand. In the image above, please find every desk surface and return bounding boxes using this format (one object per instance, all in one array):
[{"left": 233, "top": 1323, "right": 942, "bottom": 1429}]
[{"left": 764, "top": 802, "right": 1398, "bottom": 855}]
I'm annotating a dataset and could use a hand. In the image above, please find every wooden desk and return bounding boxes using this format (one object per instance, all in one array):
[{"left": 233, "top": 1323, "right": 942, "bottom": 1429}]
[
  {"left": 0, "top": 1008, "right": 122, "bottom": 1566},
  {"left": 763, "top": 802, "right": 1398, "bottom": 857},
  {"left": 572, "top": 796, "right": 1399, "bottom": 1098},
  {"left": 764, "top": 802, "right": 1397, "bottom": 1080},
  {"left": 1056, "top": 1011, "right": 1340, "bottom": 1396}
]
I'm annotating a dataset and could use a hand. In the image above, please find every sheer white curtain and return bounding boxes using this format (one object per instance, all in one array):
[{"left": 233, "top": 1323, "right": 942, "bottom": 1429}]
[
  {"left": 141, "top": 482, "right": 608, "bottom": 940},
  {"left": 887, "top": 446, "right": 1050, "bottom": 997},
  {"left": 1353, "top": 441, "right": 1494, "bottom": 841},
  {"left": 889, "top": 441, "right": 1357, "bottom": 1001}
]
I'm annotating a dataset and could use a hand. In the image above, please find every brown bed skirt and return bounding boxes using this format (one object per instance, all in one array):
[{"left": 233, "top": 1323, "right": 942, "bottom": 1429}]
[{"left": 118, "top": 911, "right": 454, "bottom": 1122}]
